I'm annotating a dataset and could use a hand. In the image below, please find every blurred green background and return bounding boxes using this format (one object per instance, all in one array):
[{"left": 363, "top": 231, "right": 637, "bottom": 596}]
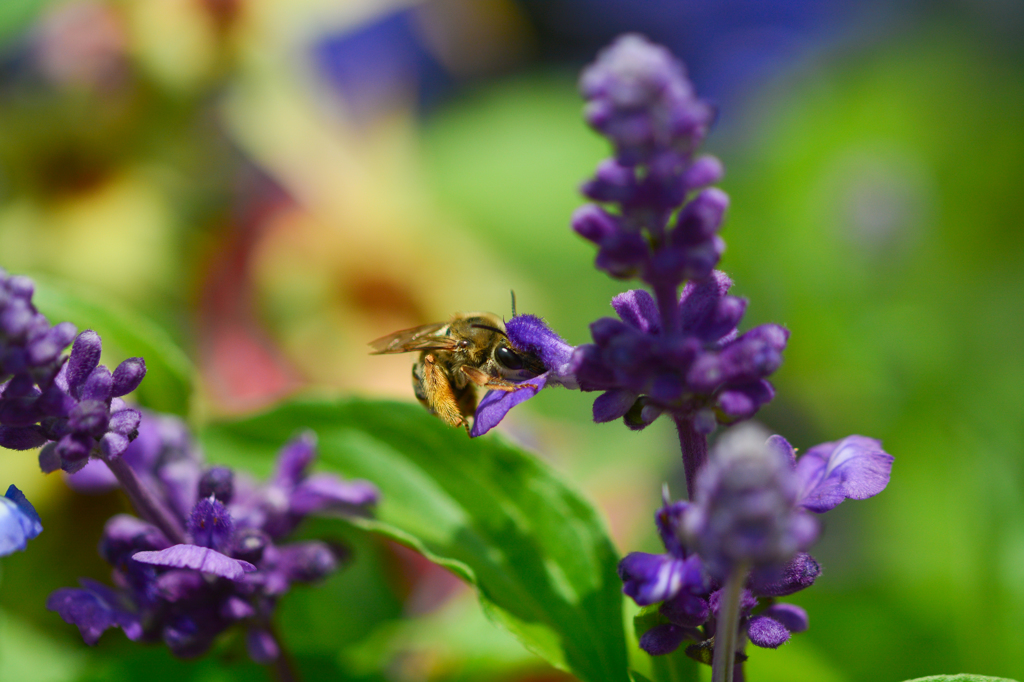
[{"left": 1, "top": 1, "right": 1022, "bottom": 681}]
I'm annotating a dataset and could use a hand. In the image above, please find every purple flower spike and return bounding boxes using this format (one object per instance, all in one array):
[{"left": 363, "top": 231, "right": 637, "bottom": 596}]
[
  {"left": 580, "top": 33, "right": 715, "bottom": 166},
  {"left": 1, "top": 484, "right": 43, "bottom": 555}
]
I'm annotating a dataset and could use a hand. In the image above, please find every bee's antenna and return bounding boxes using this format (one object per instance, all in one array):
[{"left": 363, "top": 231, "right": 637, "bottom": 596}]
[{"left": 510, "top": 290, "right": 518, "bottom": 318}]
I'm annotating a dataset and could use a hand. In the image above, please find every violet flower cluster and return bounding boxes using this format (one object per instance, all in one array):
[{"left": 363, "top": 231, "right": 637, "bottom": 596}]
[
  {"left": 1, "top": 268, "right": 146, "bottom": 474},
  {"left": 47, "top": 413, "right": 379, "bottom": 663},
  {"left": 466, "top": 34, "right": 894, "bottom": 679},
  {"left": 620, "top": 429, "right": 893, "bottom": 659}
]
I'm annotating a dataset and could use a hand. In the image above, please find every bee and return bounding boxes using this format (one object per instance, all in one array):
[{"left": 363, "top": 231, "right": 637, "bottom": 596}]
[{"left": 369, "top": 310, "right": 544, "bottom": 433}]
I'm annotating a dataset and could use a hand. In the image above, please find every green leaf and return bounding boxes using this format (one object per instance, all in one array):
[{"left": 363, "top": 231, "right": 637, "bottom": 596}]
[
  {"left": 901, "top": 677, "right": 1021, "bottom": 682},
  {"left": 29, "top": 275, "right": 195, "bottom": 416},
  {"left": 200, "top": 396, "right": 630, "bottom": 682}
]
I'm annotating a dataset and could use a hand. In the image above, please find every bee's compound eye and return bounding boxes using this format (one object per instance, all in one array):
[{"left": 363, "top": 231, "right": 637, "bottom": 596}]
[{"left": 495, "top": 345, "right": 524, "bottom": 370}]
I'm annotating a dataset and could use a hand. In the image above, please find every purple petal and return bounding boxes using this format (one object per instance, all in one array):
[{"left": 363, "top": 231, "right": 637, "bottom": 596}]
[
  {"left": 100, "top": 514, "right": 170, "bottom": 563},
  {"left": 750, "top": 552, "right": 821, "bottom": 597},
  {"left": 505, "top": 315, "right": 577, "bottom": 385},
  {"left": 46, "top": 579, "right": 142, "bottom": 644},
  {"left": 747, "top": 614, "right": 791, "bottom": 648},
  {"left": 611, "top": 289, "right": 661, "bottom": 334},
  {"left": 638, "top": 623, "right": 690, "bottom": 656},
  {"left": 273, "top": 431, "right": 317, "bottom": 489},
  {"left": 133, "top": 545, "right": 256, "bottom": 579},
  {"left": 571, "top": 203, "right": 619, "bottom": 243},
  {"left": 27, "top": 322, "right": 77, "bottom": 365},
  {"left": 247, "top": 628, "right": 280, "bottom": 664},
  {"left": 289, "top": 474, "right": 379, "bottom": 515},
  {"left": 0, "top": 425, "right": 47, "bottom": 450},
  {"left": 682, "top": 155, "right": 724, "bottom": 189},
  {"left": 108, "top": 408, "right": 141, "bottom": 436},
  {"left": 678, "top": 270, "right": 732, "bottom": 334},
  {"left": 469, "top": 374, "right": 547, "bottom": 437},
  {"left": 99, "top": 432, "right": 130, "bottom": 458},
  {"left": 66, "top": 331, "right": 103, "bottom": 393},
  {"left": 794, "top": 436, "right": 894, "bottom": 513},
  {"left": 618, "top": 552, "right": 689, "bottom": 605},
  {"left": 221, "top": 595, "right": 255, "bottom": 620},
  {"left": 761, "top": 603, "right": 808, "bottom": 633},
  {"left": 659, "top": 591, "right": 709, "bottom": 627},
  {"left": 80, "top": 366, "right": 113, "bottom": 402},
  {"left": 1, "top": 485, "right": 43, "bottom": 555},
  {"left": 155, "top": 570, "right": 206, "bottom": 602},
  {"left": 592, "top": 389, "right": 638, "bottom": 422},
  {"left": 110, "top": 358, "right": 146, "bottom": 397}
]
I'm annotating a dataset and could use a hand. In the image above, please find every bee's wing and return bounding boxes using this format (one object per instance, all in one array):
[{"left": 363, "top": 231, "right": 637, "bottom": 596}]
[{"left": 368, "top": 322, "right": 455, "bottom": 354}]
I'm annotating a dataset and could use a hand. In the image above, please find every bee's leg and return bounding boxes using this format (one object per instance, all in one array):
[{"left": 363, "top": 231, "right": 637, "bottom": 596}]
[
  {"left": 453, "top": 383, "right": 478, "bottom": 435},
  {"left": 421, "top": 354, "right": 466, "bottom": 429},
  {"left": 461, "top": 366, "right": 537, "bottom": 392}
]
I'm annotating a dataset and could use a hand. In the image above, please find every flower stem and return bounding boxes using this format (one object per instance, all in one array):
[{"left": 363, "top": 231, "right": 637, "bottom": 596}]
[
  {"left": 712, "top": 563, "right": 747, "bottom": 682},
  {"left": 674, "top": 415, "right": 708, "bottom": 500},
  {"left": 100, "top": 454, "right": 188, "bottom": 545},
  {"left": 270, "top": 625, "right": 303, "bottom": 682}
]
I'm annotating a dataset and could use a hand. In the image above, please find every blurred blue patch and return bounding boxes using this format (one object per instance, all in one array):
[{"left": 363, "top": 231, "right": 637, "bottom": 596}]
[{"left": 310, "top": 8, "right": 451, "bottom": 120}]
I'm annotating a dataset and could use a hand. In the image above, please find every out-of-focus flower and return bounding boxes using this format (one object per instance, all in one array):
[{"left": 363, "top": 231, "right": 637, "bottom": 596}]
[
  {"left": 48, "top": 429, "right": 378, "bottom": 663},
  {"left": 0, "top": 485, "right": 43, "bottom": 555}
]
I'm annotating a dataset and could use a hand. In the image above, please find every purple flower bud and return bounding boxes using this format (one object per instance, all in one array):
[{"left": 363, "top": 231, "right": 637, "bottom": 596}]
[
  {"left": 66, "top": 331, "right": 103, "bottom": 394},
  {"left": 79, "top": 366, "right": 113, "bottom": 402},
  {"left": 749, "top": 552, "right": 821, "bottom": 597},
  {"left": 592, "top": 388, "right": 639, "bottom": 423},
  {"left": 639, "top": 623, "right": 692, "bottom": 656},
  {"left": 673, "top": 188, "right": 729, "bottom": 244},
  {"left": 26, "top": 322, "right": 77, "bottom": 366},
  {"left": 111, "top": 357, "right": 146, "bottom": 397},
  {"left": 232, "top": 528, "right": 269, "bottom": 564},
  {"left": 747, "top": 614, "right": 791, "bottom": 649},
  {"left": 273, "top": 431, "right": 317, "bottom": 490},
  {"left": 198, "top": 467, "right": 235, "bottom": 504},
  {"left": 571, "top": 204, "right": 620, "bottom": 243},
  {"left": 682, "top": 155, "right": 725, "bottom": 190},
  {"left": 187, "top": 497, "right": 234, "bottom": 552},
  {"left": 580, "top": 34, "right": 714, "bottom": 165}
]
